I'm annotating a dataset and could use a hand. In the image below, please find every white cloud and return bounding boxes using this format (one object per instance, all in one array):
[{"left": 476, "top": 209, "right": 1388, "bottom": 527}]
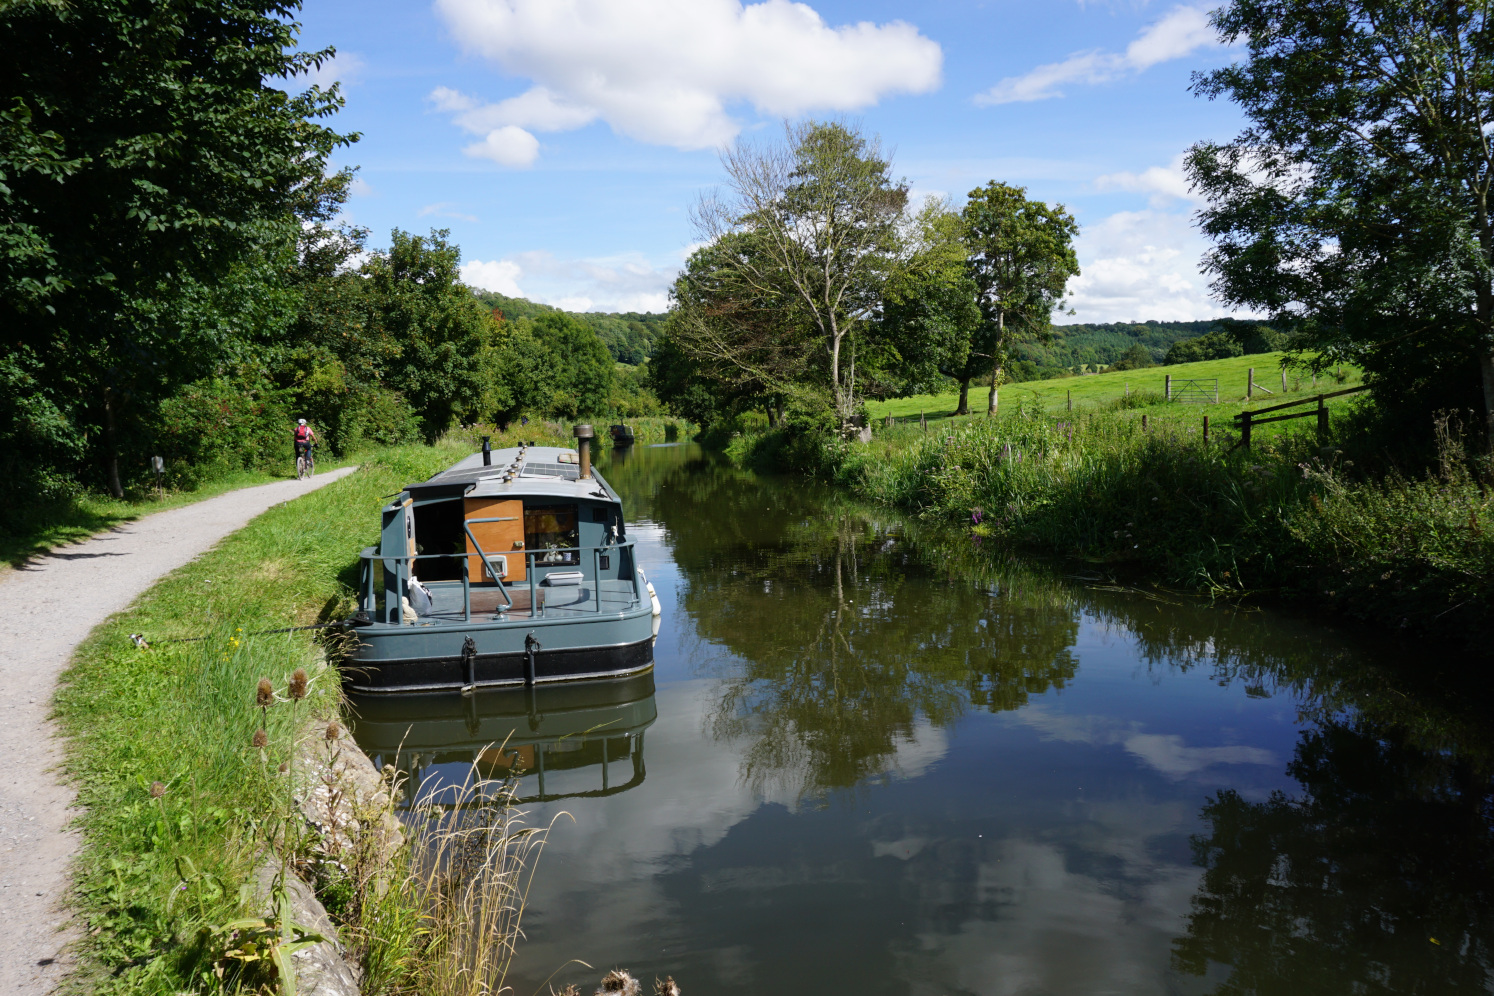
[
  {"left": 461, "top": 259, "right": 526, "bottom": 297},
  {"left": 975, "top": 6, "right": 1218, "bottom": 105},
  {"left": 463, "top": 125, "right": 541, "bottom": 167},
  {"left": 461, "top": 248, "right": 678, "bottom": 313},
  {"left": 431, "top": 0, "right": 942, "bottom": 161},
  {"left": 1095, "top": 153, "right": 1200, "bottom": 206},
  {"left": 349, "top": 176, "right": 374, "bottom": 197},
  {"left": 1068, "top": 210, "right": 1213, "bottom": 322}
]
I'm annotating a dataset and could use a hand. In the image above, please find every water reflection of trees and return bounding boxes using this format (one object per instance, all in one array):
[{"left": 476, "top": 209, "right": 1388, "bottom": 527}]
[
  {"left": 1174, "top": 721, "right": 1494, "bottom": 994},
  {"left": 616, "top": 447, "right": 1081, "bottom": 801},
  {"left": 612, "top": 445, "right": 1494, "bottom": 988}
]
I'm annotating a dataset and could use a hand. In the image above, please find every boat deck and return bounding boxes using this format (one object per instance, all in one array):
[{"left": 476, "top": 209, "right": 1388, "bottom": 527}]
[{"left": 420, "top": 579, "right": 642, "bottom": 622}]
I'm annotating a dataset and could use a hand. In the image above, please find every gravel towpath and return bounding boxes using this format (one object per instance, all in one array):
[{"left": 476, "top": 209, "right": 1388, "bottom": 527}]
[{"left": 0, "top": 468, "right": 359, "bottom": 994}]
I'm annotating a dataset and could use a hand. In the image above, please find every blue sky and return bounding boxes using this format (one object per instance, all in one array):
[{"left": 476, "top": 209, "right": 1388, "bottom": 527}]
[{"left": 293, "top": 0, "right": 1248, "bottom": 322}]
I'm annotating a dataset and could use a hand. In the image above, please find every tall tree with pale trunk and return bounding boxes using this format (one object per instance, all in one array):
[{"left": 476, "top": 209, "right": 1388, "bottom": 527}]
[
  {"left": 961, "top": 182, "right": 1080, "bottom": 416},
  {"left": 694, "top": 120, "right": 907, "bottom": 430}
]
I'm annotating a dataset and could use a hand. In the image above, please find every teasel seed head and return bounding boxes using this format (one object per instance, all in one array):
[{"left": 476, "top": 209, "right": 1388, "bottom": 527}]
[
  {"left": 256, "top": 678, "right": 274, "bottom": 708},
  {"left": 149, "top": 781, "right": 166, "bottom": 799},
  {"left": 252, "top": 728, "right": 268, "bottom": 750},
  {"left": 288, "top": 668, "right": 308, "bottom": 701},
  {"left": 325, "top": 720, "right": 341, "bottom": 742},
  {"left": 597, "top": 970, "right": 640, "bottom": 996},
  {"left": 653, "top": 978, "right": 680, "bottom": 996}
]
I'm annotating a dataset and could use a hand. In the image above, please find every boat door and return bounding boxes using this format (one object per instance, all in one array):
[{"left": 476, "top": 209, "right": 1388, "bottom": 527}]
[{"left": 465, "top": 497, "right": 526, "bottom": 582}]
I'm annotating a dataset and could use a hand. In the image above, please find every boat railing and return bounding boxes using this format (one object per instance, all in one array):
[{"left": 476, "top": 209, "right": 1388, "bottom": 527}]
[{"left": 356, "top": 538, "right": 642, "bottom": 625}]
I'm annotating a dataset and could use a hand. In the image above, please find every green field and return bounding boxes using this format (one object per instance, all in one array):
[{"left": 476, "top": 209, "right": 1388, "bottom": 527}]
[{"left": 866, "top": 352, "right": 1366, "bottom": 442}]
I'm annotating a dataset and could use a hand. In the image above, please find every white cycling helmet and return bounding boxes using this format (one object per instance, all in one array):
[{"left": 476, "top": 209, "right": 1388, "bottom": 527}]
[{"left": 298, "top": 419, "right": 307, "bottom": 425}]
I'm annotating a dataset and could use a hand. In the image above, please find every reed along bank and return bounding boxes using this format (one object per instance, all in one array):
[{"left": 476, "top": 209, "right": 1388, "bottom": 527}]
[{"left": 717, "top": 399, "right": 1494, "bottom": 649}]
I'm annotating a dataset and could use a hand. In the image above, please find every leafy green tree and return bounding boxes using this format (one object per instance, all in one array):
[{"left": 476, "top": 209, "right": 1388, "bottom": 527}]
[
  {"left": 1165, "top": 330, "right": 1244, "bottom": 365},
  {"left": 0, "top": 0, "right": 352, "bottom": 495},
  {"left": 696, "top": 120, "right": 907, "bottom": 429},
  {"left": 530, "top": 311, "right": 615, "bottom": 418},
  {"left": 1108, "top": 342, "right": 1155, "bottom": 371},
  {"left": 961, "top": 182, "right": 1080, "bottom": 416},
  {"left": 361, "top": 229, "right": 498, "bottom": 438},
  {"left": 874, "top": 200, "right": 981, "bottom": 404},
  {"left": 1187, "top": 0, "right": 1494, "bottom": 442}
]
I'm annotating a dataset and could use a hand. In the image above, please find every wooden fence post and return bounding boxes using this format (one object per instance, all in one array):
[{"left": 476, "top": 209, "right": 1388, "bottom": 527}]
[
  {"left": 920, "top": 411, "right": 927, "bottom": 433},
  {"left": 1240, "top": 411, "right": 1252, "bottom": 448},
  {"left": 1317, "top": 396, "right": 1328, "bottom": 439},
  {"left": 1165, "top": 374, "right": 1172, "bottom": 401},
  {"left": 1067, "top": 389, "right": 1072, "bottom": 412},
  {"left": 1141, "top": 414, "right": 1148, "bottom": 431},
  {"left": 1248, "top": 367, "right": 1254, "bottom": 399},
  {"left": 1202, "top": 415, "right": 1209, "bottom": 441},
  {"left": 1281, "top": 368, "right": 1287, "bottom": 392},
  {"left": 1125, "top": 382, "right": 1129, "bottom": 398}
]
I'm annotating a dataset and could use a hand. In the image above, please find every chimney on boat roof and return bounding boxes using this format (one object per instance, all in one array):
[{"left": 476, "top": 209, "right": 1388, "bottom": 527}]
[
  {"left": 573, "top": 424, "right": 594, "bottom": 479},
  {"left": 481, "top": 436, "right": 492, "bottom": 466}
]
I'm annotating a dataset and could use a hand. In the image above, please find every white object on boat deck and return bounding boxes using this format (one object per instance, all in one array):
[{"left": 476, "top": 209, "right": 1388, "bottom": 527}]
[
  {"left": 639, "top": 568, "right": 662, "bottom": 617},
  {"left": 541, "top": 571, "right": 585, "bottom": 586}
]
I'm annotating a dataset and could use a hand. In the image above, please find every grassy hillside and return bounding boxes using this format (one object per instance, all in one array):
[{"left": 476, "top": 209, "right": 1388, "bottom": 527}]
[{"left": 867, "top": 353, "right": 1365, "bottom": 443}]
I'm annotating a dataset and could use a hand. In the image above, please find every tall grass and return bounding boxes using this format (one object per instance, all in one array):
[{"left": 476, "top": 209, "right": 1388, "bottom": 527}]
[{"left": 736, "top": 402, "right": 1494, "bottom": 642}]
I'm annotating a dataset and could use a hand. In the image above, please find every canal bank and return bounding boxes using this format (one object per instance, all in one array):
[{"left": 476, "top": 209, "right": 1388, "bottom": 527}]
[
  {"left": 714, "top": 408, "right": 1494, "bottom": 649},
  {"left": 357, "top": 441, "right": 1494, "bottom": 996}
]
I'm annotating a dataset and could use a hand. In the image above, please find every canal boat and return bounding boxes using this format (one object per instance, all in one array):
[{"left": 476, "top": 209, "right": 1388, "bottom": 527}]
[
  {"left": 609, "top": 423, "right": 635, "bottom": 446},
  {"left": 345, "top": 425, "right": 661, "bottom": 693}
]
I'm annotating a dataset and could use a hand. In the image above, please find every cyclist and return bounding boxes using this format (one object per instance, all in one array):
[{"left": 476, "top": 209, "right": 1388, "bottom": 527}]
[{"left": 293, "top": 419, "right": 318, "bottom": 479}]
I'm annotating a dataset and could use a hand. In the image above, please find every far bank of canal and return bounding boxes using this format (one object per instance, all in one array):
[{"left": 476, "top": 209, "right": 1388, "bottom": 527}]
[{"left": 352, "top": 441, "right": 1494, "bottom": 996}]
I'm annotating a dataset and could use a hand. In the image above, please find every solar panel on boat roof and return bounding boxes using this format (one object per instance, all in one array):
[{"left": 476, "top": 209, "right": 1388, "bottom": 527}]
[{"left": 520, "top": 462, "right": 580, "bottom": 480}]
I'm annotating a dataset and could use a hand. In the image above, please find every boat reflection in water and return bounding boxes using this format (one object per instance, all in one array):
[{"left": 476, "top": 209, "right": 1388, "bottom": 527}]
[{"left": 348, "top": 673, "right": 656, "bottom": 806}]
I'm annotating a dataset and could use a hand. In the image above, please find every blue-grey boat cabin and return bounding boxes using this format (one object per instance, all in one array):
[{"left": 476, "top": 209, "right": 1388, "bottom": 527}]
[{"left": 345, "top": 425, "right": 659, "bottom": 693}]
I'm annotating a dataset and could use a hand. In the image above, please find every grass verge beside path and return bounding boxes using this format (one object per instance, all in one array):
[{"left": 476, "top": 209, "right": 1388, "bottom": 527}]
[
  {"left": 2, "top": 453, "right": 362, "bottom": 571},
  {"left": 53, "top": 428, "right": 557, "bottom": 994}
]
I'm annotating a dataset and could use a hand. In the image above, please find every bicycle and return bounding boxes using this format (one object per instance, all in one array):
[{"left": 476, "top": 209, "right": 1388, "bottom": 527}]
[{"left": 296, "top": 442, "right": 315, "bottom": 480}]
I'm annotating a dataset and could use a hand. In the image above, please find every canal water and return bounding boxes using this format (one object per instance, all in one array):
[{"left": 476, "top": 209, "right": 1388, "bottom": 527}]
[{"left": 352, "top": 442, "right": 1494, "bottom": 995}]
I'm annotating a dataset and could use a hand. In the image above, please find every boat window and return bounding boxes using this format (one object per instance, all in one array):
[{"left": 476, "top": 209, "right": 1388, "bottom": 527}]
[{"left": 524, "top": 504, "right": 579, "bottom": 565}]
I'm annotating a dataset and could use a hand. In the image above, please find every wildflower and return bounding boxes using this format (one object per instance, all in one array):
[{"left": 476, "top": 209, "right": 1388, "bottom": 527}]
[
  {"left": 325, "top": 721, "right": 341, "bottom": 742},
  {"left": 256, "top": 678, "right": 274, "bottom": 708},
  {"left": 288, "top": 668, "right": 308, "bottom": 701},
  {"left": 149, "top": 781, "right": 166, "bottom": 798},
  {"left": 252, "top": 729, "right": 268, "bottom": 749},
  {"left": 971, "top": 508, "right": 983, "bottom": 525}
]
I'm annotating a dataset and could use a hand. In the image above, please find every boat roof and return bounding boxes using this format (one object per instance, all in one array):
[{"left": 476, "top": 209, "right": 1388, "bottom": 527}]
[{"left": 406, "top": 445, "right": 620, "bottom": 503}]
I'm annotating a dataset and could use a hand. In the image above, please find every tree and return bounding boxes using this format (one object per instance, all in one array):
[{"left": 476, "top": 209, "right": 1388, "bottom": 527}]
[
  {"left": 694, "top": 120, "right": 908, "bottom": 429},
  {"left": 875, "top": 200, "right": 981, "bottom": 405},
  {"left": 1108, "top": 342, "right": 1155, "bottom": 371},
  {"left": 0, "top": 0, "right": 353, "bottom": 495},
  {"left": 1165, "top": 330, "right": 1244, "bottom": 365},
  {"left": 530, "top": 312, "right": 615, "bottom": 418},
  {"left": 1187, "top": 0, "right": 1494, "bottom": 442},
  {"left": 362, "top": 229, "right": 498, "bottom": 437},
  {"left": 961, "top": 182, "right": 1080, "bottom": 416}
]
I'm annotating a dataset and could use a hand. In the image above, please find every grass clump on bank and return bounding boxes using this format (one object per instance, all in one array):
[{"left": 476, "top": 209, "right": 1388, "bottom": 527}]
[
  {"left": 729, "top": 402, "right": 1494, "bottom": 643},
  {"left": 54, "top": 428, "right": 557, "bottom": 994}
]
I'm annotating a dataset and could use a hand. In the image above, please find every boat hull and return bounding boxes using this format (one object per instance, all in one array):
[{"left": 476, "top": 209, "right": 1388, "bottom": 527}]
[{"left": 344, "top": 610, "right": 655, "bottom": 693}]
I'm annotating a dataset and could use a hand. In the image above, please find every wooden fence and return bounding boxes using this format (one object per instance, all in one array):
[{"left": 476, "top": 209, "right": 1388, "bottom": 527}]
[{"left": 1233, "top": 385, "right": 1370, "bottom": 448}]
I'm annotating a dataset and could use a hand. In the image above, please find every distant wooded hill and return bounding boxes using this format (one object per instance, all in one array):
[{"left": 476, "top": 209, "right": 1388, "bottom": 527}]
[
  {"left": 468, "top": 291, "right": 1243, "bottom": 379},
  {"left": 1014, "top": 320, "right": 1226, "bottom": 373},
  {"left": 472, "top": 290, "right": 667, "bottom": 365}
]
